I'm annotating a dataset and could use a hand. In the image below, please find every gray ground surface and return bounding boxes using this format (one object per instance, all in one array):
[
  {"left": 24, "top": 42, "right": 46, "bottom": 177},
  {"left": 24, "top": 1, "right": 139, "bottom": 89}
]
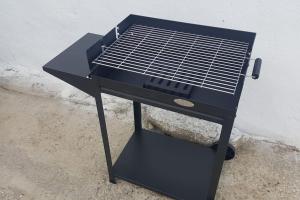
[{"left": 0, "top": 87, "right": 299, "bottom": 200}]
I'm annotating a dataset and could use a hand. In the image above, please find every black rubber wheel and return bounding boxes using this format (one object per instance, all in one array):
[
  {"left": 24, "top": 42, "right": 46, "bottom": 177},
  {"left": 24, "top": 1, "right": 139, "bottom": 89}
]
[{"left": 210, "top": 142, "right": 235, "bottom": 160}]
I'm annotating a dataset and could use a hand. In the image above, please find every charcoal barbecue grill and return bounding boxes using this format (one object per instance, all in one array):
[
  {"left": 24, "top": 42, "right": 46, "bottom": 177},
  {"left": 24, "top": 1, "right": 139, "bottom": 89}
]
[{"left": 43, "top": 15, "right": 261, "bottom": 200}]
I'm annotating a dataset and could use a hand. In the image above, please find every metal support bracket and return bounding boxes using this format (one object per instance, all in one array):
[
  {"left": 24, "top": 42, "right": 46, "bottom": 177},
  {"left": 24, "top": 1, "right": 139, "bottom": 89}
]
[
  {"left": 101, "top": 45, "right": 107, "bottom": 53},
  {"left": 115, "top": 26, "right": 120, "bottom": 39}
]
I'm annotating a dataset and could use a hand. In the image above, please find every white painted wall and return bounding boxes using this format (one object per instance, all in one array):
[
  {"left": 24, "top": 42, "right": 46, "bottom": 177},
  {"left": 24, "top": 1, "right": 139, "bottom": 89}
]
[{"left": 1, "top": 0, "right": 300, "bottom": 147}]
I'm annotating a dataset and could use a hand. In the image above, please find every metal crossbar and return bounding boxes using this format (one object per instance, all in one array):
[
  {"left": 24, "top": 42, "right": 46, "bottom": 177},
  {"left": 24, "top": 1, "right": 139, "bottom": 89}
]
[{"left": 92, "top": 24, "right": 249, "bottom": 94}]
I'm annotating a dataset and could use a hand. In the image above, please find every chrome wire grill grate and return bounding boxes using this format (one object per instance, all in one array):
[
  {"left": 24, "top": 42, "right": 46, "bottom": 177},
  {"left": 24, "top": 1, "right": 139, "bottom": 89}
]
[{"left": 92, "top": 24, "right": 249, "bottom": 94}]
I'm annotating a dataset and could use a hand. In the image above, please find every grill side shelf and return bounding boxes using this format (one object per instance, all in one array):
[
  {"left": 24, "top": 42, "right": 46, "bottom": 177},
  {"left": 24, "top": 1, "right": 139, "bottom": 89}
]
[{"left": 143, "top": 77, "right": 193, "bottom": 98}]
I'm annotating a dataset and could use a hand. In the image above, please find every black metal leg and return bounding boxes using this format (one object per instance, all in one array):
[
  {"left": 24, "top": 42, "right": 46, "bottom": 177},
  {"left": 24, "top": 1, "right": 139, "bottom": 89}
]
[
  {"left": 95, "top": 92, "right": 116, "bottom": 183},
  {"left": 133, "top": 101, "right": 142, "bottom": 132},
  {"left": 207, "top": 118, "right": 234, "bottom": 200}
]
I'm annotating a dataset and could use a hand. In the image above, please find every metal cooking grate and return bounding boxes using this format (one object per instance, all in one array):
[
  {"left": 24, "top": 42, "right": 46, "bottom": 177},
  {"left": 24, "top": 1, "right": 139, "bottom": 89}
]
[{"left": 92, "top": 24, "right": 249, "bottom": 94}]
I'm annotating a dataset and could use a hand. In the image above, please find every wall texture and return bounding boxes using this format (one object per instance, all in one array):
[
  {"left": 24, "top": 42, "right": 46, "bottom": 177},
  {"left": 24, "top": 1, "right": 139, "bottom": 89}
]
[{"left": 1, "top": 0, "right": 300, "bottom": 147}]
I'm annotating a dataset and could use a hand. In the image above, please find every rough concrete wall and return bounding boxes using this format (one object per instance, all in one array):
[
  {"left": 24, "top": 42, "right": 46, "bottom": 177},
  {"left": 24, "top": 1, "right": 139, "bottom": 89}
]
[{"left": 1, "top": 0, "right": 300, "bottom": 147}]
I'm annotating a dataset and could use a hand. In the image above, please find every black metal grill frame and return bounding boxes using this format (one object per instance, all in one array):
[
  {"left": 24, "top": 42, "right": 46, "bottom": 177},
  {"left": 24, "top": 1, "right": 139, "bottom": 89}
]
[{"left": 43, "top": 14, "right": 258, "bottom": 200}]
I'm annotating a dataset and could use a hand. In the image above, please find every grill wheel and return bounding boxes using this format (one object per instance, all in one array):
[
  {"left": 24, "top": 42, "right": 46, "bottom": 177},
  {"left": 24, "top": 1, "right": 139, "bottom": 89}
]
[{"left": 210, "top": 142, "right": 236, "bottom": 160}]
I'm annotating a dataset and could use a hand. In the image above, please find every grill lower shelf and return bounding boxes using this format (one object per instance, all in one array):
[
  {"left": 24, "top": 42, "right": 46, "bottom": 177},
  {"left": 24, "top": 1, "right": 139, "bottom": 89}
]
[{"left": 113, "top": 129, "right": 216, "bottom": 200}]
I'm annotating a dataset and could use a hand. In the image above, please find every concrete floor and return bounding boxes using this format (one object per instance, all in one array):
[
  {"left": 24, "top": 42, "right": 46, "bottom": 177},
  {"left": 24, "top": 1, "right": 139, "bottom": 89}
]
[{"left": 0, "top": 87, "right": 299, "bottom": 200}]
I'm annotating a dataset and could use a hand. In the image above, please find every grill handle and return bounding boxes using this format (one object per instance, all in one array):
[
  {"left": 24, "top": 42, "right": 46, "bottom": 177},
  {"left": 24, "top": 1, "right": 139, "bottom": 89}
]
[{"left": 252, "top": 58, "right": 262, "bottom": 79}]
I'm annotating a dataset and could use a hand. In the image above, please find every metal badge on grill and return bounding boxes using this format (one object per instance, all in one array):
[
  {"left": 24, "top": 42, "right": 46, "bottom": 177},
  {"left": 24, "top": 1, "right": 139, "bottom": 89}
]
[{"left": 174, "top": 99, "right": 194, "bottom": 107}]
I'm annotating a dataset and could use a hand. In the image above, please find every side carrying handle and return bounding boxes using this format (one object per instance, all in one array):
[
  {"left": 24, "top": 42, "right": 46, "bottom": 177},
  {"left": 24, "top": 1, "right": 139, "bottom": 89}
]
[{"left": 252, "top": 58, "right": 262, "bottom": 79}]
